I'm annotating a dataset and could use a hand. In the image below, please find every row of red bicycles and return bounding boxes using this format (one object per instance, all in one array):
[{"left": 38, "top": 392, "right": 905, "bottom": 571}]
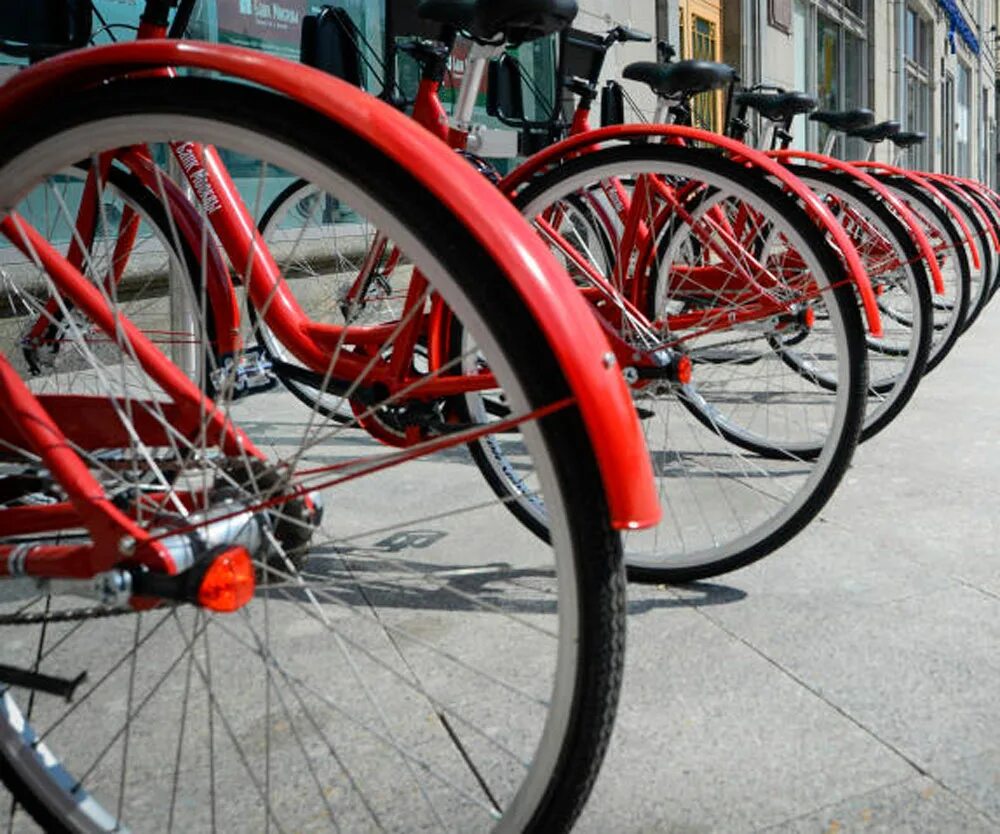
[{"left": 0, "top": 0, "right": 995, "bottom": 830}]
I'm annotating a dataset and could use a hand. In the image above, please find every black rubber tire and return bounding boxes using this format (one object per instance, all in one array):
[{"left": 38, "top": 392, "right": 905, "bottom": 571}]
[
  {"left": 0, "top": 76, "right": 625, "bottom": 834},
  {"left": 937, "top": 180, "right": 995, "bottom": 330},
  {"left": 784, "top": 165, "right": 932, "bottom": 443},
  {"left": 875, "top": 175, "right": 970, "bottom": 373}
]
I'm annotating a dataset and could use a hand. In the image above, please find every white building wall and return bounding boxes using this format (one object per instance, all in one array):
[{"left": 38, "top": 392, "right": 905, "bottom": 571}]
[{"left": 576, "top": 0, "right": 661, "bottom": 118}]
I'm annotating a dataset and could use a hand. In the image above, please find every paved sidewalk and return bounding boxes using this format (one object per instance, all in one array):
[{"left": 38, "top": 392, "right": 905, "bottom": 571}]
[{"left": 576, "top": 302, "right": 1000, "bottom": 832}]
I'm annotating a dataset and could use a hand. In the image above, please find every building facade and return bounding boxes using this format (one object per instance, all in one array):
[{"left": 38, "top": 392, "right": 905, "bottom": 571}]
[
  {"left": 721, "top": 0, "right": 998, "bottom": 181},
  {"left": 6, "top": 1, "right": 997, "bottom": 179}
]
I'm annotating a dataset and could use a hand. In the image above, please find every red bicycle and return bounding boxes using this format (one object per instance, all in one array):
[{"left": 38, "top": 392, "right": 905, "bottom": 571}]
[{"left": 0, "top": 1, "right": 662, "bottom": 830}]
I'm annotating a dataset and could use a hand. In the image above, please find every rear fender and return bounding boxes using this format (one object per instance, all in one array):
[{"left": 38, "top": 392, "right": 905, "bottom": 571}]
[
  {"left": 499, "top": 124, "right": 883, "bottom": 337},
  {"left": 768, "top": 150, "right": 945, "bottom": 294},
  {"left": 930, "top": 175, "right": 1000, "bottom": 253},
  {"left": 851, "top": 162, "right": 981, "bottom": 272},
  {"left": 0, "top": 41, "right": 660, "bottom": 529}
]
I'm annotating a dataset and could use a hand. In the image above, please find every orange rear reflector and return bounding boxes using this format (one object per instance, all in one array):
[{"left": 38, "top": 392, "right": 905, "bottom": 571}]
[
  {"left": 197, "top": 547, "right": 256, "bottom": 613},
  {"left": 676, "top": 355, "right": 693, "bottom": 386}
]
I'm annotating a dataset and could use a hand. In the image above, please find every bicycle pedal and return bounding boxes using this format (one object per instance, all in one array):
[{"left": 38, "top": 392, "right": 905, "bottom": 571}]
[
  {"left": 210, "top": 347, "right": 278, "bottom": 399},
  {"left": 0, "top": 665, "right": 87, "bottom": 702}
]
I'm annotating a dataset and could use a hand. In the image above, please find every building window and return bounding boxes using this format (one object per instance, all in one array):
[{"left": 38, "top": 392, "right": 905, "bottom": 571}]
[
  {"left": 956, "top": 61, "right": 971, "bottom": 176},
  {"left": 679, "top": 1, "right": 723, "bottom": 131},
  {"left": 981, "top": 90, "right": 991, "bottom": 185},
  {"left": 903, "top": 5, "right": 931, "bottom": 169},
  {"left": 802, "top": 1, "right": 869, "bottom": 157},
  {"left": 816, "top": 14, "right": 840, "bottom": 115},
  {"left": 942, "top": 73, "right": 955, "bottom": 173}
]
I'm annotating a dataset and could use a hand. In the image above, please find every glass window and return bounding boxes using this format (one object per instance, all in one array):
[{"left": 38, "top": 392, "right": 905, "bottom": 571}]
[
  {"left": 981, "top": 90, "right": 990, "bottom": 183},
  {"left": 816, "top": 15, "right": 840, "bottom": 112},
  {"left": 904, "top": 7, "right": 930, "bottom": 68},
  {"left": 843, "top": 29, "right": 866, "bottom": 159},
  {"left": 793, "top": 1, "right": 807, "bottom": 92},
  {"left": 807, "top": 3, "right": 869, "bottom": 157},
  {"left": 903, "top": 4, "right": 931, "bottom": 169},
  {"left": 957, "top": 61, "right": 971, "bottom": 176},
  {"left": 791, "top": 0, "right": 808, "bottom": 149},
  {"left": 815, "top": 14, "right": 840, "bottom": 152},
  {"left": 690, "top": 15, "right": 720, "bottom": 130},
  {"left": 942, "top": 74, "right": 954, "bottom": 173}
]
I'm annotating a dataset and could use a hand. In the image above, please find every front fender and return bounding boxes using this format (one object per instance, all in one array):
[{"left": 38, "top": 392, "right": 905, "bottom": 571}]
[{"left": 0, "top": 41, "right": 660, "bottom": 530}]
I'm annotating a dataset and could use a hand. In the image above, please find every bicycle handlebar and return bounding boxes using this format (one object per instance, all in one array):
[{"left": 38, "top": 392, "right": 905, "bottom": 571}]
[{"left": 608, "top": 25, "right": 652, "bottom": 45}]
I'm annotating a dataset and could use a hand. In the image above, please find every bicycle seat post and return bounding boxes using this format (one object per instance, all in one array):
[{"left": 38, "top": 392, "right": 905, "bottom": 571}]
[
  {"left": 759, "top": 119, "right": 775, "bottom": 152},
  {"left": 888, "top": 131, "right": 927, "bottom": 167},
  {"left": 822, "top": 130, "right": 837, "bottom": 158},
  {"left": 453, "top": 40, "right": 505, "bottom": 137}
]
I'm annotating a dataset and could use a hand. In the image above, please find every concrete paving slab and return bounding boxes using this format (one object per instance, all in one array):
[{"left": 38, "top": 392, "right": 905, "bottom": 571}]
[
  {"left": 932, "top": 748, "right": 1000, "bottom": 822},
  {"left": 573, "top": 278, "right": 1000, "bottom": 830},
  {"left": 760, "top": 776, "right": 996, "bottom": 834},
  {"left": 577, "top": 589, "right": 911, "bottom": 833}
]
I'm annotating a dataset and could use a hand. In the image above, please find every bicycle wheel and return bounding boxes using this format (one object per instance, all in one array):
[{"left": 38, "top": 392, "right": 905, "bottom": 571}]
[
  {"left": 956, "top": 182, "right": 1000, "bottom": 312},
  {"left": 874, "top": 175, "right": 970, "bottom": 373},
  {"left": 784, "top": 166, "right": 931, "bottom": 442},
  {"left": 931, "top": 179, "right": 993, "bottom": 331},
  {"left": 253, "top": 178, "right": 394, "bottom": 422},
  {"left": 0, "top": 76, "right": 625, "bottom": 833},
  {"left": 473, "top": 145, "right": 867, "bottom": 582},
  {"left": 5, "top": 162, "right": 205, "bottom": 387},
  {"left": 253, "top": 182, "right": 621, "bottom": 429}
]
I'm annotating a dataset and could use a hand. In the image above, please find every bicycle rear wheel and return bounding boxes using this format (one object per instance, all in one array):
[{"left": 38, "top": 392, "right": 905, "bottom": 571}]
[
  {"left": 931, "top": 178, "right": 993, "bottom": 332},
  {"left": 252, "top": 177, "right": 385, "bottom": 422},
  {"left": 784, "top": 165, "right": 931, "bottom": 442},
  {"left": 489, "top": 145, "right": 868, "bottom": 582},
  {"left": 0, "top": 76, "right": 625, "bottom": 834},
  {"left": 874, "top": 175, "right": 970, "bottom": 373}
]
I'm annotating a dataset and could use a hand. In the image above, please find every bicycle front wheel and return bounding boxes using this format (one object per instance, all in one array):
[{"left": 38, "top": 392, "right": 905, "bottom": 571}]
[{"left": 0, "top": 76, "right": 625, "bottom": 834}]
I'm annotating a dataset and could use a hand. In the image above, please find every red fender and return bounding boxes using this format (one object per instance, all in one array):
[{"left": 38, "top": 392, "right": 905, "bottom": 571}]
[
  {"left": 851, "top": 162, "right": 981, "bottom": 272},
  {"left": 931, "top": 174, "right": 1000, "bottom": 253},
  {"left": 953, "top": 178, "right": 1000, "bottom": 223},
  {"left": 499, "top": 124, "right": 883, "bottom": 337},
  {"left": 767, "top": 150, "right": 945, "bottom": 294},
  {"left": 120, "top": 148, "right": 242, "bottom": 355},
  {"left": 959, "top": 180, "right": 1000, "bottom": 241},
  {"left": 0, "top": 41, "right": 659, "bottom": 530}
]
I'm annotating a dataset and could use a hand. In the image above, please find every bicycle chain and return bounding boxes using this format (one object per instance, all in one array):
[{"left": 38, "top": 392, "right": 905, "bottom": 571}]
[{"left": 0, "top": 605, "right": 145, "bottom": 626}]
